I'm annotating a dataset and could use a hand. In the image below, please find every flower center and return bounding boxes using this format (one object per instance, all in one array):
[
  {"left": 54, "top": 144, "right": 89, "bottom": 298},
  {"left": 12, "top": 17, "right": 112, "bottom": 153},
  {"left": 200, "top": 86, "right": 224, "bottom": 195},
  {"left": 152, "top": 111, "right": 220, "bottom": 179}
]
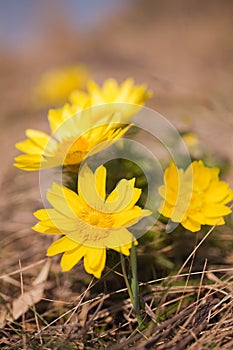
[
  {"left": 79, "top": 207, "right": 114, "bottom": 228},
  {"left": 68, "top": 207, "right": 115, "bottom": 245},
  {"left": 89, "top": 212, "right": 100, "bottom": 226},
  {"left": 64, "top": 136, "right": 89, "bottom": 165}
]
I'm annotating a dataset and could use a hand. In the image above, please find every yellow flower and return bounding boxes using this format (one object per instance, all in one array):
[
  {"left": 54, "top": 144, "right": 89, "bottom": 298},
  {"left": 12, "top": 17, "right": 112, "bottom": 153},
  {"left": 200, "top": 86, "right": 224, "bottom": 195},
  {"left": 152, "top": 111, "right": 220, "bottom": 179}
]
[
  {"left": 32, "top": 165, "right": 151, "bottom": 278},
  {"left": 15, "top": 78, "right": 151, "bottom": 171},
  {"left": 70, "top": 78, "right": 152, "bottom": 123},
  {"left": 158, "top": 160, "right": 233, "bottom": 232},
  {"left": 33, "top": 65, "right": 90, "bottom": 107},
  {"left": 70, "top": 78, "right": 152, "bottom": 106},
  {"left": 14, "top": 102, "right": 130, "bottom": 171}
]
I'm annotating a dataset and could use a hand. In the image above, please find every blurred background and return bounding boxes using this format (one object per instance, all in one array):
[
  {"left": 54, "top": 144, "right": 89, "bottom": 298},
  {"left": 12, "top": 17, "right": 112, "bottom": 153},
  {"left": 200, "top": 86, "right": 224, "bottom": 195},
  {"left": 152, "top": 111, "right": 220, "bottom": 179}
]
[{"left": 1, "top": 0, "right": 233, "bottom": 273}]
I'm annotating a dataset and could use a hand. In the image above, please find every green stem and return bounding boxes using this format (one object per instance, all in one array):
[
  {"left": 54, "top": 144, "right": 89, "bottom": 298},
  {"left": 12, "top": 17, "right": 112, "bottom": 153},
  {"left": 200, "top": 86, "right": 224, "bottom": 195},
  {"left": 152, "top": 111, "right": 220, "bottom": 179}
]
[
  {"left": 130, "top": 241, "right": 143, "bottom": 327},
  {"left": 120, "top": 253, "right": 134, "bottom": 303},
  {"left": 130, "top": 242, "right": 139, "bottom": 314},
  {"left": 120, "top": 243, "right": 144, "bottom": 328}
]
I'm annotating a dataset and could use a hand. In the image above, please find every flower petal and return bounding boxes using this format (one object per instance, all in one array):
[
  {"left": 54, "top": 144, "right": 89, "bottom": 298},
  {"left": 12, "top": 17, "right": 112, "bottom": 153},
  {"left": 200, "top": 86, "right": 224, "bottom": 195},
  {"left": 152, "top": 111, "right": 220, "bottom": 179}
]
[
  {"left": 83, "top": 247, "right": 106, "bottom": 278},
  {"left": 25, "top": 129, "right": 50, "bottom": 147},
  {"left": 102, "top": 227, "right": 134, "bottom": 248},
  {"left": 32, "top": 217, "right": 62, "bottom": 234},
  {"left": 105, "top": 179, "right": 135, "bottom": 213},
  {"left": 78, "top": 164, "right": 104, "bottom": 209},
  {"left": 60, "top": 245, "right": 86, "bottom": 271},
  {"left": 15, "top": 139, "right": 45, "bottom": 153},
  {"left": 181, "top": 217, "right": 201, "bottom": 232},
  {"left": 47, "top": 183, "right": 83, "bottom": 219},
  {"left": 47, "top": 236, "right": 78, "bottom": 256},
  {"left": 48, "top": 108, "right": 64, "bottom": 133},
  {"left": 95, "top": 165, "right": 107, "bottom": 200},
  {"left": 202, "top": 204, "right": 232, "bottom": 218},
  {"left": 205, "top": 182, "right": 233, "bottom": 203},
  {"left": 14, "top": 154, "right": 45, "bottom": 170},
  {"left": 113, "top": 207, "right": 151, "bottom": 227},
  {"left": 204, "top": 216, "right": 225, "bottom": 226}
]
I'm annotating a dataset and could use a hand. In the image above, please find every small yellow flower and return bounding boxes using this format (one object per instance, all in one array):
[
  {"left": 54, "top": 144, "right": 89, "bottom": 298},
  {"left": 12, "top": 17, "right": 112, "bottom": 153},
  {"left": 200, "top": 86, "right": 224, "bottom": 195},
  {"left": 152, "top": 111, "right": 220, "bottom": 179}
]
[
  {"left": 33, "top": 165, "right": 151, "bottom": 278},
  {"left": 182, "top": 133, "right": 199, "bottom": 148},
  {"left": 158, "top": 160, "right": 233, "bottom": 232},
  {"left": 182, "top": 132, "right": 203, "bottom": 159},
  {"left": 33, "top": 65, "right": 90, "bottom": 107}
]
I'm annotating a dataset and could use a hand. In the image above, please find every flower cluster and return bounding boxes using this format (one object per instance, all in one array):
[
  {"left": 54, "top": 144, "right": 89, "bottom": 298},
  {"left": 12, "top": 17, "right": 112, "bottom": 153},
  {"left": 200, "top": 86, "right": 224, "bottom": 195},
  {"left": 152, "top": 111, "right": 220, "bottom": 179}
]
[
  {"left": 14, "top": 66, "right": 233, "bottom": 278},
  {"left": 15, "top": 71, "right": 152, "bottom": 277}
]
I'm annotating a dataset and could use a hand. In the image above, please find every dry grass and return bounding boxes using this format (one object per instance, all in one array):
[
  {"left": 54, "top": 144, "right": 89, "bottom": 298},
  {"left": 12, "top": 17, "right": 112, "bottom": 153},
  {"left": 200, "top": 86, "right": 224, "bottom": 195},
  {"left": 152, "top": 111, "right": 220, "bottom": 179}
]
[{"left": 1, "top": 218, "right": 233, "bottom": 349}]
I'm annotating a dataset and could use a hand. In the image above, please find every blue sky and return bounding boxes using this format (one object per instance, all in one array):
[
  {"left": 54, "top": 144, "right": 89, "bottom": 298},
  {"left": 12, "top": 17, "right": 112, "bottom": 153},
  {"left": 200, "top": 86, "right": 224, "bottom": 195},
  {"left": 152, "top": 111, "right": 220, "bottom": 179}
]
[{"left": 0, "top": 0, "right": 130, "bottom": 47}]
